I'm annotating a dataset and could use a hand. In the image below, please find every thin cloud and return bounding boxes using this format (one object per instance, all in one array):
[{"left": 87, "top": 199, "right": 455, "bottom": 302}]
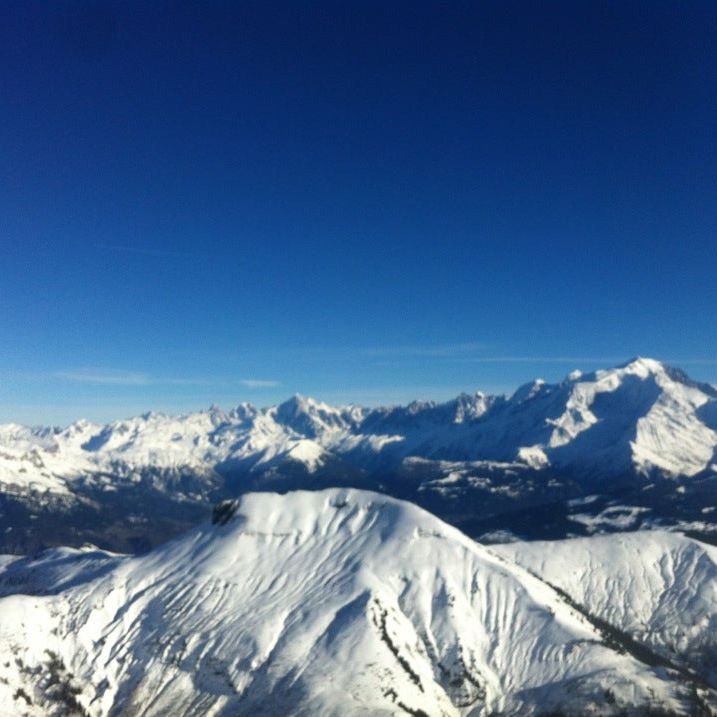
[
  {"left": 450, "top": 356, "right": 626, "bottom": 364},
  {"left": 361, "top": 342, "right": 490, "bottom": 358},
  {"left": 240, "top": 379, "right": 280, "bottom": 388},
  {"left": 54, "top": 369, "right": 150, "bottom": 385},
  {"left": 163, "top": 342, "right": 493, "bottom": 362},
  {"left": 163, "top": 377, "right": 219, "bottom": 386},
  {"left": 663, "top": 358, "right": 717, "bottom": 366},
  {"left": 53, "top": 369, "right": 218, "bottom": 387},
  {"left": 452, "top": 355, "right": 717, "bottom": 367}
]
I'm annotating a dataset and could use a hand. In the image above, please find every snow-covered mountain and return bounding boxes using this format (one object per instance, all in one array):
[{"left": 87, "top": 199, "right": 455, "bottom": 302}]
[
  {"left": 1, "top": 357, "right": 716, "bottom": 552},
  {"left": 497, "top": 530, "right": 717, "bottom": 687},
  {"left": 0, "top": 489, "right": 714, "bottom": 716}
]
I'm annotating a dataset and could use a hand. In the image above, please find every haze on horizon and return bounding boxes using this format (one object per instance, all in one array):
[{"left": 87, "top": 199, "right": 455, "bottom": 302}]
[{"left": 1, "top": 1, "right": 716, "bottom": 425}]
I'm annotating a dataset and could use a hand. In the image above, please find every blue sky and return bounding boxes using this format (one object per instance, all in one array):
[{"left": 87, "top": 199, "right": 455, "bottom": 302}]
[{"left": 2, "top": 1, "right": 716, "bottom": 424}]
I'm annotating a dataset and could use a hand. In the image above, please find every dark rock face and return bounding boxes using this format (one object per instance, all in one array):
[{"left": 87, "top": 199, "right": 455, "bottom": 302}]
[{"left": 211, "top": 500, "right": 238, "bottom": 526}]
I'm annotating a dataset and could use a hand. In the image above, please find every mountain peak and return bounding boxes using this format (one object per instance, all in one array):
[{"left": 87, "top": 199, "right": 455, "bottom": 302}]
[
  {"left": 612, "top": 357, "right": 717, "bottom": 397},
  {"left": 274, "top": 393, "right": 349, "bottom": 437},
  {"left": 0, "top": 488, "right": 705, "bottom": 716},
  {"left": 278, "top": 393, "right": 316, "bottom": 412},
  {"left": 511, "top": 378, "right": 547, "bottom": 403},
  {"left": 229, "top": 402, "right": 258, "bottom": 421},
  {"left": 616, "top": 356, "right": 667, "bottom": 374}
]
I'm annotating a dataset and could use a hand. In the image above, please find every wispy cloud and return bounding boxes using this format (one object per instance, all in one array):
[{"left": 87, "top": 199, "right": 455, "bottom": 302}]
[
  {"left": 448, "top": 355, "right": 626, "bottom": 364},
  {"left": 162, "top": 342, "right": 494, "bottom": 363},
  {"left": 166, "top": 341, "right": 493, "bottom": 361},
  {"left": 450, "top": 355, "right": 717, "bottom": 368},
  {"left": 54, "top": 369, "right": 151, "bottom": 385},
  {"left": 52, "top": 369, "right": 218, "bottom": 387},
  {"left": 240, "top": 379, "right": 280, "bottom": 388},
  {"left": 163, "top": 377, "right": 219, "bottom": 386},
  {"left": 361, "top": 342, "right": 490, "bottom": 358},
  {"left": 664, "top": 358, "right": 717, "bottom": 366}
]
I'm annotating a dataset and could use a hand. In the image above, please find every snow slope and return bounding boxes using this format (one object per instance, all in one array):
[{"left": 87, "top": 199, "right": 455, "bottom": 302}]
[
  {"left": 0, "top": 489, "right": 711, "bottom": 717},
  {"left": 497, "top": 530, "right": 717, "bottom": 685}
]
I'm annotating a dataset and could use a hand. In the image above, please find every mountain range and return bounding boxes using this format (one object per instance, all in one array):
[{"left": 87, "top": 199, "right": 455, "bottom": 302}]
[{"left": 1, "top": 357, "right": 716, "bottom": 552}]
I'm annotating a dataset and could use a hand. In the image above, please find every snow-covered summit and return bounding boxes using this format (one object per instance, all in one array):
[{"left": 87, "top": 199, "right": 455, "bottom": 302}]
[
  {"left": 273, "top": 393, "right": 361, "bottom": 438},
  {"left": 0, "top": 488, "right": 711, "bottom": 716}
]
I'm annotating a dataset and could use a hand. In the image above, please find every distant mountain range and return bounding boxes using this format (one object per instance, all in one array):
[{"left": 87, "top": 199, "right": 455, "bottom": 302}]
[
  {"left": 1, "top": 357, "right": 716, "bottom": 552},
  {"left": 1, "top": 489, "right": 715, "bottom": 716}
]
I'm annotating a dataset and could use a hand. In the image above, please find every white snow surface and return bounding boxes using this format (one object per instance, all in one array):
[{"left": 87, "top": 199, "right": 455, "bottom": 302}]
[
  {"left": 497, "top": 530, "right": 717, "bottom": 683},
  {"left": 1, "top": 358, "right": 716, "bottom": 498},
  {"left": 0, "top": 489, "right": 709, "bottom": 716}
]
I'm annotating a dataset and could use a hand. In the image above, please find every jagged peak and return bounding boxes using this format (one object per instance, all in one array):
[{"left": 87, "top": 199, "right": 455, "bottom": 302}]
[
  {"left": 405, "top": 399, "right": 438, "bottom": 413},
  {"left": 272, "top": 394, "right": 351, "bottom": 439},
  {"left": 616, "top": 356, "right": 667, "bottom": 374},
  {"left": 228, "top": 402, "right": 258, "bottom": 421},
  {"left": 511, "top": 378, "right": 548, "bottom": 403},
  {"left": 277, "top": 393, "right": 322, "bottom": 413},
  {"left": 60, "top": 418, "right": 98, "bottom": 434},
  {"left": 609, "top": 357, "right": 717, "bottom": 397}
]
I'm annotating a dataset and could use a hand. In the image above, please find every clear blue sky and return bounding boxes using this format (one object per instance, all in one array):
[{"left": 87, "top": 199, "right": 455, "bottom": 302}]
[{"left": 2, "top": 1, "right": 716, "bottom": 424}]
